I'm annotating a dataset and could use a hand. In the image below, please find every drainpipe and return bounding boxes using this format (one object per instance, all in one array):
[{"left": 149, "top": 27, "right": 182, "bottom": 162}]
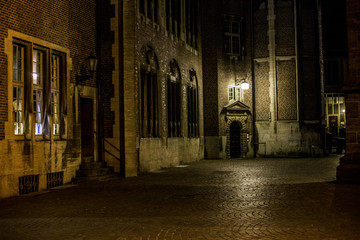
[
  {"left": 250, "top": 0, "right": 256, "bottom": 157},
  {"left": 268, "top": 0, "right": 277, "bottom": 125},
  {"left": 317, "top": 0, "right": 326, "bottom": 153}
]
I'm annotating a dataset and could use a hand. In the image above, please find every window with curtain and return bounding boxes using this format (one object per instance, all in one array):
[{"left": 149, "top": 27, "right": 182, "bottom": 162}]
[{"left": 11, "top": 39, "right": 66, "bottom": 138}]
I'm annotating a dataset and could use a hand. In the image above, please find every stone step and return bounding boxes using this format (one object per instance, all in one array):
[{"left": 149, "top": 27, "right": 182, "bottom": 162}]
[
  {"left": 74, "top": 173, "right": 120, "bottom": 183},
  {"left": 79, "top": 161, "right": 107, "bottom": 170},
  {"left": 76, "top": 166, "right": 113, "bottom": 177},
  {"left": 82, "top": 156, "right": 94, "bottom": 163}
]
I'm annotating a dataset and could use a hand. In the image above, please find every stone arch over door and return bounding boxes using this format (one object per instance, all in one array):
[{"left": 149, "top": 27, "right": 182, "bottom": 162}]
[{"left": 225, "top": 116, "right": 248, "bottom": 158}]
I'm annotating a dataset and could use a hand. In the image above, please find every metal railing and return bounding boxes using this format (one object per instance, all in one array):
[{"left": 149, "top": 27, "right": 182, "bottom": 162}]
[{"left": 94, "top": 131, "right": 120, "bottom": 162}]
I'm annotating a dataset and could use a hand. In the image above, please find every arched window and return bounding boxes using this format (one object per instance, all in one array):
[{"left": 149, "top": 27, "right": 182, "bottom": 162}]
[
  {"left": 140, "top": 46, "right": 159, "bottom": 138},
  {"left": 187, "top": 69, "right": 199, "bottom": 137},
  {"left": 167, "top": 59, "right": 181, "bottom": 137}
]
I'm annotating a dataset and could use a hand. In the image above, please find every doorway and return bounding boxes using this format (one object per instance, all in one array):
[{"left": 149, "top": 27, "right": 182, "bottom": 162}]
[
  {"left": 80, "top": 98, "right": 94, "bottom": 160},
  {"left": 329, "top": 116, "right": 338, "bottom": 136},
  {"left": 230, "top": 121, "right": 241, "bottom": 158}
]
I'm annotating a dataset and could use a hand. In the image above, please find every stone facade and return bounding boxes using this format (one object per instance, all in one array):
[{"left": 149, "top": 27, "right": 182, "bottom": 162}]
[
  {"left": 104, "top": 0, "right": 204, "bottom": 174},
  {"left": 202, "top": 0, "right": 324, "bottom": 159}
]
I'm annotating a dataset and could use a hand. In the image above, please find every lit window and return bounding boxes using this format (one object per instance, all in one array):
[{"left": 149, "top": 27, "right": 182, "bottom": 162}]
[
  {"left": 33, "top": 49, "right": 43, "bottom": 135},
  {"left": 11, "top": 38, "right": 66, "bottom": 138},
  {"left": 13, "top": 44, "right": 24, "bottom": 135},
  {"left": 51, "top": 54, "right": 60, "bottom": 135},
  {"left": 228, "top": 86, "right": 242, "bottom": 101},
  {"left": 228, "top": 87, "right": 234, "bottom": 101},
  {"left": 13, "top": 87, "right": 23, "bottom": 135}
]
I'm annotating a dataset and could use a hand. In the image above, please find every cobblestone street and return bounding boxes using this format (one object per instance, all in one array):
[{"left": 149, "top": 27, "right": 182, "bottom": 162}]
[{"left": 1, "top": 155, "right": 360, "bottom": 240}]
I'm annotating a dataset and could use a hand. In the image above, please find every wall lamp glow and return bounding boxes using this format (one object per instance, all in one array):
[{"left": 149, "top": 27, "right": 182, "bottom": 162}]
[
  {"left": 236, "top": 78, "right": 249, "bottom": 90},
  {"left": 76, "top": 52, "right": 98, "bottom": 85}
]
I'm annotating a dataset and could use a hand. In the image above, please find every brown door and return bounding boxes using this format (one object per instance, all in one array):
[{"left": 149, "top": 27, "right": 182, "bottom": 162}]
[
  {"left": 329, "top": 116, "right": 338, "bottom": 136},
  {"left": 230, "top": 121, "right": 241, "bottom": 158},
  {"left": 80, "top": 98, "right": 94, "bottom": 158}
]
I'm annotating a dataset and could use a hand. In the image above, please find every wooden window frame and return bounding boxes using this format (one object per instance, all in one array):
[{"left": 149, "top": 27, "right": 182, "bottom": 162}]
[{"left": 13, "top": 44, "right": 25, "bottom": 135}]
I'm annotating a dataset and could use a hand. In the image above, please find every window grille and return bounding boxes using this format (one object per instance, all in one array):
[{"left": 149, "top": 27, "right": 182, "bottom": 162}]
[
  {"left": 19, "top": 175, "right": 39, "bottom": 195},
  {"left": 47, "top": 172, "right": 64, "bottom": 189}
]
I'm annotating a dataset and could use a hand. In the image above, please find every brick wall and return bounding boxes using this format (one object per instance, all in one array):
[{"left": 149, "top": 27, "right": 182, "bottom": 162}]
[
  {"left": 0, "top": 0, "right": 97, "bottom": 140},
  {"left": 97, "top": 0, "right": 115, "bottom": 138},
  {"left": 277, "top": 60, "right": 297, "bottom": 120},
  {"left": 297, "top": 0, "right": 321, "bottom": 121}
]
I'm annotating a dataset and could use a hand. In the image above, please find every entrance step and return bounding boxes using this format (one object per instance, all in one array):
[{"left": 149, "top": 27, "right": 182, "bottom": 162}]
[
  {"left": 75, "top": 161, "right": 117, "bottom": 182},
  {"left": 82, "top": 156, "right": 94, "bottom": 163}
]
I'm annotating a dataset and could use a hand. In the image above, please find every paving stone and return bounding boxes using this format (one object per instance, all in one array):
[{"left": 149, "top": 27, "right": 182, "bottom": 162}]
[{"left": 0, "top": 154, "right": 360, "bottom": 239}]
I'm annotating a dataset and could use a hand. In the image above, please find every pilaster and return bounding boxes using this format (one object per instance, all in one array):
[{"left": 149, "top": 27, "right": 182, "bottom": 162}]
[{"left": 336, "top": 0, "right": 360, "bottom": 182}]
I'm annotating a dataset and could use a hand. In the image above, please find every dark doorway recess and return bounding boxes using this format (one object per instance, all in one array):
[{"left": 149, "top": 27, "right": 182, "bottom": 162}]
[
  {"left": 230, "top": 121, "right": 241, "bottom": 158},
  {"left": 80, "top": 98, "right": 94, "bottom": 160}
]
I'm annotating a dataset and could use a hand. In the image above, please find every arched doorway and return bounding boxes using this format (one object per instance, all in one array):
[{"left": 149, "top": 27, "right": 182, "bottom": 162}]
[{"left": 230, "top": 121, "right": 241, "bottom": 158}]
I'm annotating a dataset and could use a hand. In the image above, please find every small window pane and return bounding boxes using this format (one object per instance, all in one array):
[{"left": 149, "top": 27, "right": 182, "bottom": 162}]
[
  {"left": 328, "top": 104, "right": 333, "bottom": 114},
  {"left": 225, "top": 36, "right": 231, "bottom": 53},
  {"left": 334, "top": 104, "right": 339, "bottom": 114},
  {"left": 232, "top": 36, "right": 240, "bottom": 54},
  {"left": 232, "top": 22, "right": 239, "bottom": 34},
  {"left": 224, "top": 21, "right": 230, "bottom": 33}
]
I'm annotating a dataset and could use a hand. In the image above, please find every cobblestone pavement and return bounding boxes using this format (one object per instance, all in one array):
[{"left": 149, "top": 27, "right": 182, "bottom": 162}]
[{"left": 1, "top": 155, "right": 360, "bottom": 240}]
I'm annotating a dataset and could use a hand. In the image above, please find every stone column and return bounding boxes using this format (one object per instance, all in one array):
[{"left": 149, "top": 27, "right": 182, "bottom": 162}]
[
  {"left": 267, "top": 0, "right": 277, "bottom": 122},
  {"left": 336, "top": 0, "right": 360, "bottom": 182}
]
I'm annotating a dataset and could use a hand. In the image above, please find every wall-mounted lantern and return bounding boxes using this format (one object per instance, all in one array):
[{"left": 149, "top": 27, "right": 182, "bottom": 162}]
[
  {"left": 235, "top": 78, "right": 249, "bottom": 90},
  {"left": 76, "top": 52, "right": 98, "bottom": 85}
]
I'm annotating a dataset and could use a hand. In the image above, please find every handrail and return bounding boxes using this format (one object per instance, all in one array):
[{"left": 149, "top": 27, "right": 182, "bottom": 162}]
[{"left": 94, "top": 131, "right": 121, "bottom": 161}]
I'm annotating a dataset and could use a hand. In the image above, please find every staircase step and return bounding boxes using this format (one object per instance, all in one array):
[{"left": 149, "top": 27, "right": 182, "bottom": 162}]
[
  {"left": 82, "top": 156, "right": 94, "bottom": 163},
  {"left": 79, "top": 162, "right": 107, "bottom": 170},
  {"left": 76, "top": 167, "right": 113, "bottom": 177},
  {"left": 74, "top": 173, "right": 120, "bottom": 183}
]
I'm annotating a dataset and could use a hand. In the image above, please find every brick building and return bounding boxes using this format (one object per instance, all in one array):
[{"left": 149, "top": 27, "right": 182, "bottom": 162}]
[
  {"left": 106, "top": 0, "right": 204, "bottom": 175},
  {"left": 0, "top": 0, "right": 351, "bottom": 199},
  {"left": 201, "top": 0, "right": 347, "bottom": 159},
  {"left": 0, "top": 0, "right": 99, "bottom": 198},
  {"left": 0, "top": 0, "right": 204, "bottom": 199}
]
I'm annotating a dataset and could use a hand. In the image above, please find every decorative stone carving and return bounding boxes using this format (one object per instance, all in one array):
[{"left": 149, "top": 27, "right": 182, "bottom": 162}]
[{"left": 222, "top": 101, "right": 250, "bottom": 158}]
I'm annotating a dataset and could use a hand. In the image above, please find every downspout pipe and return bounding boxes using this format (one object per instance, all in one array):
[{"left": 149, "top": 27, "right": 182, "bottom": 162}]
[
  {"left": 250, "top": 0, "right": 256, "bottom": 157},
  {"left": 317, "top": 0, "right": 326, "bottom": 153}
]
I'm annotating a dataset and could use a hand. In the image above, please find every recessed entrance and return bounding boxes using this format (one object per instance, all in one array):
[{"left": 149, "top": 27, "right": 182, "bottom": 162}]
[
  {"left": 80, "top": 98, "right": 94, "bottom": 161},
  {"left": 230, "top": 121, "right": 241, "bottom": 158}
]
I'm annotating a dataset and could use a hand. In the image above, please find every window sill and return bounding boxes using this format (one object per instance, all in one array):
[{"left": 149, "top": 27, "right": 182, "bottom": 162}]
[
  {"left": 15, "top": 138, "right": 31, "bottom": 142},
  {"left": 54, "top": 138, "right": 66, "bottom": 142},
  {"left": 36, "top": 139, "right": 50, "bottom": 142}
]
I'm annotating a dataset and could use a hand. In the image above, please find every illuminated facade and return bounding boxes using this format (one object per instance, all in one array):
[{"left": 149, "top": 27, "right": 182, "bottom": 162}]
[
  {"left": 201, "top": 0, "right": 347, "bottom": 158},
  {"left": 105, "top": 0, "right": 204, "bottom": 175},
  {"left": 0, "top": 0, "right": 351, "bottom": 199},
  {"left": 0, "top": 0, "right": 98, "bottom": 199}
]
